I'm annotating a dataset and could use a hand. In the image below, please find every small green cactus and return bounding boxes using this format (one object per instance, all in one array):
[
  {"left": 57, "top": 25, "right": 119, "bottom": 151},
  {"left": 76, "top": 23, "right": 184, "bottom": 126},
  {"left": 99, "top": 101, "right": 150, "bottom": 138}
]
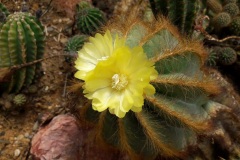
[
  {"left": 0, "top": 3, "right": 9, "bottom": 24},
  {"left": 230, "top": 16, "right": 240, "bottom": 35},
  {"left": 218, "top": 47, "right": 237, "bottom": 65},
  {"left": 82, "top": 15, "right": 219, "bottom": 159},
  {"left": 0, "top": 12, "right": 45, "bottom": 93},
  {"left": 223, "top": 3, "right": 239, "bottom": 16},
  {"left": 13, "top": 94, "right": 27, "bottom": 106},
  {"left": 0, "top": 3, "right": 9, "bottom": 16},
  {"left": 149, "top": 0, "right": 200, "bottom": 35},
  {"left": 206, "top": 48, "right": 219, "bottom": 67},
  {"left": 213, "top": 12, "right": 232, "bottom": 29},
  {"left": 64, "top": 34, "right": 88, "bottom": 62},
  {"left": 76, "top": 2, "right": 106, "bottom": 35},
  {"left": 27, "top": 85, "right": 38, "bottom": 94},
  {"left": 64, "top": 35, "right": 88, "bottom": 53}
]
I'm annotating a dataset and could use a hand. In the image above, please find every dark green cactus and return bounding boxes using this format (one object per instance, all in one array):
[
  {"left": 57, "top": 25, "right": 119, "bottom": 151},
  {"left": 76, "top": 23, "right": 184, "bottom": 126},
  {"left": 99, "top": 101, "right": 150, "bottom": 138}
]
[
  {"left": 149, "top": 0, "right": 200, "bottom": 35},
  {"left": 76, "top": 2, "right": 106, "bottom": 35},
  {"left": 218, "top": 47, "right": 237, "bottom": 65},
  {"left": 81, "top": 15, "right": 219, "bottom": 159},
  {"left": 223, "top": 3, "right": 239, "bottom": 16},
  {"left": 0, "top": 12, "right": 45, "bottom": 93},
  {"left": 0, "top": 3, "right": 9, "bottom": 24},
  {"left": 230, "top": 16, "right": 240, "bottom": 35},
  {"left": 213, "top": 12, "right": 232, "bottom": 29},
  {"left": 64, "top": 35, "right": 88, "bottom": 53},
  {"left": 206, "top": 48, "right": 219, "bottom": 67},
  {"left": 64, "top": 34, "right": 88, "bottom": 63}
]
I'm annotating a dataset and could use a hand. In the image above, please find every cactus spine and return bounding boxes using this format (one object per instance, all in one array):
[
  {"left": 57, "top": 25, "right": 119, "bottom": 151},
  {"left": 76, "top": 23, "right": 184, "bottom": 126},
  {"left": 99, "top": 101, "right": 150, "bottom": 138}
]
[
  {"left": 0, "top": 12, "right": 45, "bottom": 92},
  {"left": 149, "top": 0, "right": 200, "bottom": 35},
  {"left": 82, "top": 14, "right": 219, "bottom": 159}
]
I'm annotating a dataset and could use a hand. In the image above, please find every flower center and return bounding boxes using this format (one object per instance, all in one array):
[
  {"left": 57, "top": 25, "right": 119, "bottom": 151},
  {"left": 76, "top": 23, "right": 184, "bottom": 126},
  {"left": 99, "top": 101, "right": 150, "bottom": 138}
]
[{"left": 111, "top": 73, "right": 128, "bottom": 91}]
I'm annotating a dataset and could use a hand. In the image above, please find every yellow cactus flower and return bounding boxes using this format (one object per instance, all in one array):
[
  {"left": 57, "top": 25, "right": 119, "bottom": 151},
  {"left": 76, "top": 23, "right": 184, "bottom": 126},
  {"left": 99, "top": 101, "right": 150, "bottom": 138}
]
[
  {"left": 74, "top": 30, "right": 125, "bottom": 80},
  {"left": 83, "top": 46, "right": 158, "bottom": 118}
]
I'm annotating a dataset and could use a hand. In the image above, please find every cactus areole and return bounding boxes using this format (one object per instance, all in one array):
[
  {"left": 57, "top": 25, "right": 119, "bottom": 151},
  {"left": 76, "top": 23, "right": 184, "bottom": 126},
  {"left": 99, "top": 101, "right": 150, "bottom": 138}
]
[
  {"left": 75, "top": 14, "right": 220, "bottom": 159},
  {"left": 0, "top": 12, "right": 45, "bottom": 93}
]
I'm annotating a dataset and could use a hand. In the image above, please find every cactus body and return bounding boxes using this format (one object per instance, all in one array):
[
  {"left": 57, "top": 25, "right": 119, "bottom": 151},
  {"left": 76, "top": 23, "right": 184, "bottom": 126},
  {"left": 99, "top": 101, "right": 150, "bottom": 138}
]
[
  {"left": 0, "top": 12, "right": 45, "bottom": 93},
  {"left": 64, "top": 35, "right": 88, "bottom": 52},
  {"left": 76, "top": 3, "right": 105, "bottom": 35},
  {"left": 0, "top": 3, "right": 9, "bottom": 17},
  {"left": 213, "top": 12, "right": 232, "bottom": 29},
  {"left": 149, "top": 0, "right": 200, "bottom": 35},
  {"left": 82, "top": 15, "right": 219, "bottom": 159},
  {"left": 0, "top": 3, "right": 9, "bottom": 25},
  {"left": 219, "top": 47, "right": 237, "bottom": 65},
  {"left": 230, "top": 16, "right": 240, "bottom": 35},
  {"left": 13, "top": 93, "right": 27, "bottom": 106},
  {"left": 223, "top": 3, "right": 239, "bottom": 16}
]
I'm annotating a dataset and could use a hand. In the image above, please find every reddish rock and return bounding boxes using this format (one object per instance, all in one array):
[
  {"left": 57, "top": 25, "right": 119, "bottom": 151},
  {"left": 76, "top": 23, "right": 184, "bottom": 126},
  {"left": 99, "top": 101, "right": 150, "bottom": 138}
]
[
  {"left": 31, "top": 114, "right": 129, "bottom": 160},
  {"left": 31, "top": 114, "right": 82, "bottom": 160}
]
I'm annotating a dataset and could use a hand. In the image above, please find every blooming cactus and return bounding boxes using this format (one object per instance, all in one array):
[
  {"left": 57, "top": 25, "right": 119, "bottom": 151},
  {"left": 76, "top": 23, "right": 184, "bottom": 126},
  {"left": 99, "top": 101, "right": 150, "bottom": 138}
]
[{"left": 74, "top": 14, "right": 220, "bottom": 159}]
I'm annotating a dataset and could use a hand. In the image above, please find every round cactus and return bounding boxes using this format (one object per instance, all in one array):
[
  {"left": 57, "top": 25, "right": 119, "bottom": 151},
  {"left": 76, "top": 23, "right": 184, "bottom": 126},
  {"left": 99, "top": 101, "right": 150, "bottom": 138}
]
[
  {"left": 0, "top": 12, "right": 45, "bottom": 93},
  {"left": 230, "top": 16, "right": 240, "bottom": 35},
  {"left": 206, "top": 48, "right": 219, "bottom": 67},
  {"left": 223, "top": 3, "right": 239, "bottom": 17},
  {"left": 218, "top": 47, "right": 237, "bottom": 65},
  {"left": 213, "top": 12, "right": 232, "bottom": 29},
  {"left": 27, "top": 85, "right": 38, "bottom": 94},
  {"left": 64, "top": 34, "right": 88, "bottom": 62},
  {"left": 76, "top": 3, "right": 106, "bottom": 35},
  {"left": 13, "top": 94, "right": 27, "bottom": 106},
  {"left": 64, "top": 35, "right": 88, "bottom": 53},
  {"left": 78, "top": 15, "right": 219, "bottom": 159}
]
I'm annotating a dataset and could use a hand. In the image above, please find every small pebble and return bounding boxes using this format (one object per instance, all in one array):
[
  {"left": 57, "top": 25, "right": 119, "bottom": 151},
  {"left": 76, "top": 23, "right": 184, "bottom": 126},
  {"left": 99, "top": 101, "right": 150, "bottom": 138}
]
[
  {"left": 17, "top": 134, "right": 24, "bottom": 140},
  {"left": 45, "top": 86, "right": 49, "bottom": 91},
  {"left": 14, "top": 149, "right": 21, "bottom": 157},
  {"left": 47, "top": 26, "right": 54, "bottom": 32},
  {"left": 24, "top": 132, "right": 30, "bottom": 138}
]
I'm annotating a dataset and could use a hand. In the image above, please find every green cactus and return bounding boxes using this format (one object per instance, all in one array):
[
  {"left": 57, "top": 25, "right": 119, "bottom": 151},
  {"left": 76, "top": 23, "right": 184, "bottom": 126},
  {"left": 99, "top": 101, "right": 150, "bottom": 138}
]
[
  {"left": 206, "top": 48, "right": 219, "bottom": 67},
  {"left": 223, "top": 3, "right": 239, "bottom": 16},
  {"left": 64, "top": 34, "right": 88, "bottom": 62},
  {"left": 218, "top": 47, "right": 237, "bottom": 65},
  {"left": 0, "top": 3, "right": 9, "bottom": 25},
  {"left": 0, "top": 12, "right": 45, "bottom": 93},
  {"left": 76, "top": 2, "right": 106, "bottom": 35},
  {"left": 13, "top": 93, "right": 27, "bottom": 106},
  {"left": 213, "top": 12, "right": 232, "bottom": 29},
  {"left": 149, "top": 0, "right": 200, "bottom": 35},
  {"left": 64, "top": 35, "right": 88, "bottom": 53},
  {"left": 81, "top": 15, "right": 219, "bottom": 159},
  {"left": 230, "top": 16, "right": 240, "bottom": 35},
  {"left": 0, "top": 3, "right": 9, "bottom": 16}
]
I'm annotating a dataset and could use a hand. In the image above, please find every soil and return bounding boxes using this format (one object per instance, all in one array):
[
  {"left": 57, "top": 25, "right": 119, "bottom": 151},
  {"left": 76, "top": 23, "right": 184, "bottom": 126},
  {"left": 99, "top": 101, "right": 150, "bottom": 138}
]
[{"left": 0, "top": 0, "right": 100, "bottom": 159}]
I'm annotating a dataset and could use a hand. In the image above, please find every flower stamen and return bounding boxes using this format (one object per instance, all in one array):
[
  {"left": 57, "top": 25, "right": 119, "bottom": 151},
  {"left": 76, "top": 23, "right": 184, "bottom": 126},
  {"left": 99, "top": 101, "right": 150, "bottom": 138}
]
[{"left": 111, "top": 74, "right": 128, "bottom": 91}]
